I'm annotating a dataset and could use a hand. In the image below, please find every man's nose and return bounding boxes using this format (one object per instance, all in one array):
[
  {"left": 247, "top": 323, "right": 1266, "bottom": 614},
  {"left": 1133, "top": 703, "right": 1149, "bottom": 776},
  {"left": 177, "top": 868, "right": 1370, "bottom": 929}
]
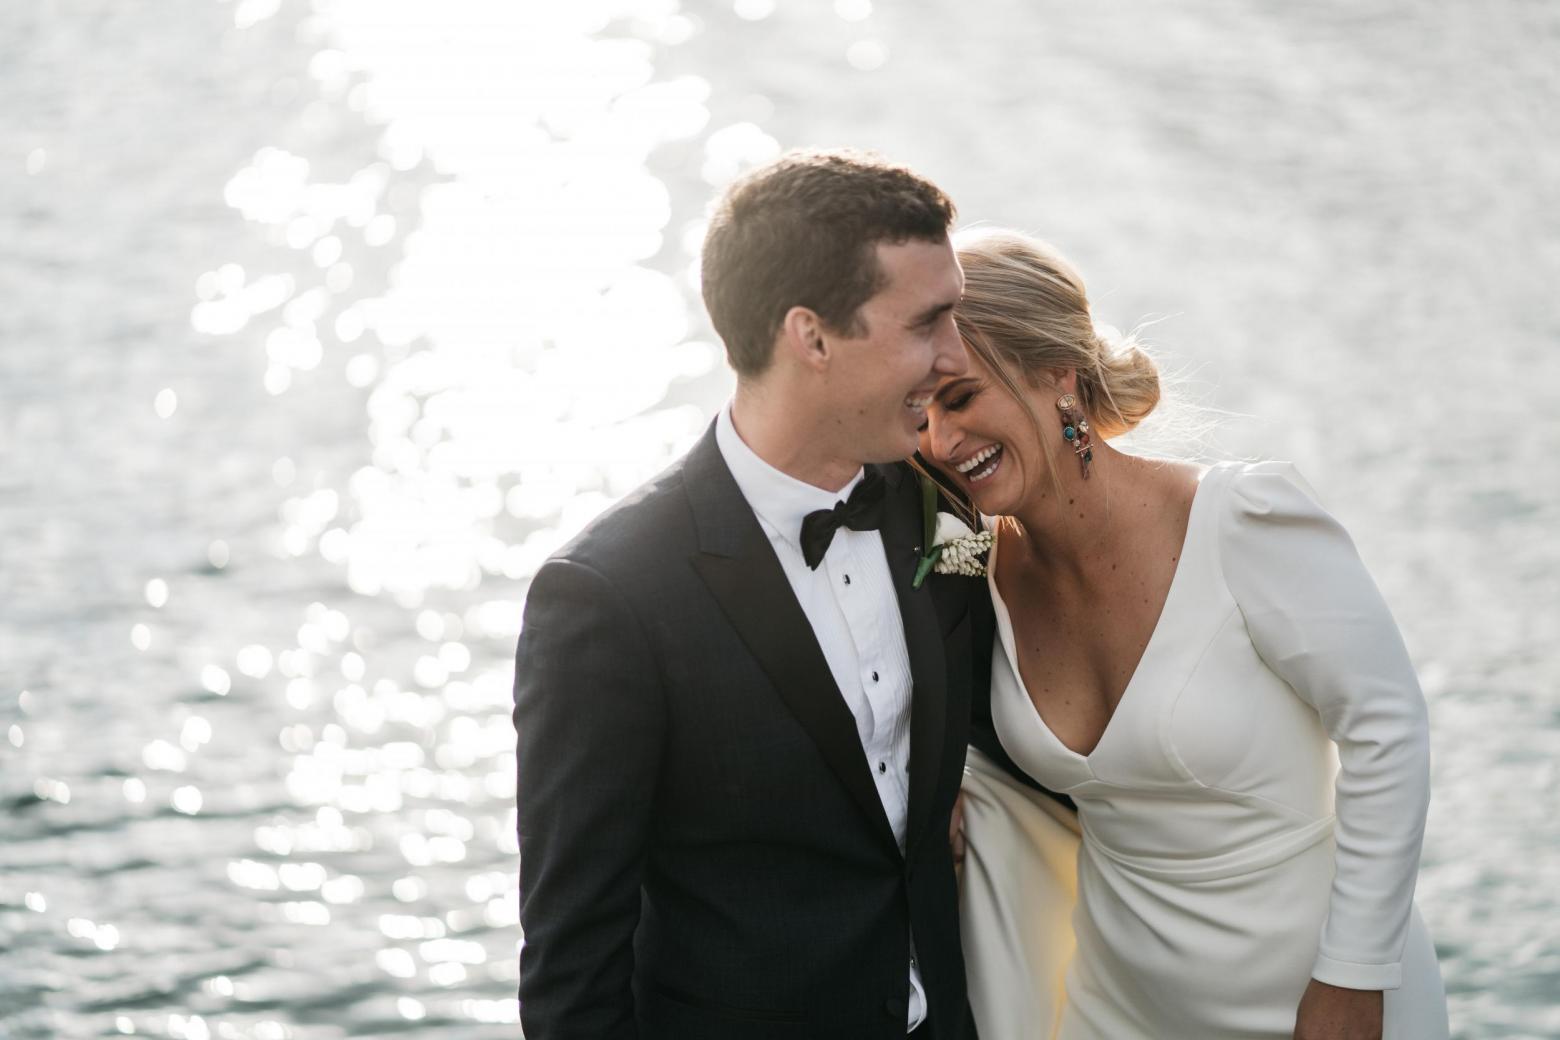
[{"left": 934, "top": 320, "right": 968, "bottom": 377}]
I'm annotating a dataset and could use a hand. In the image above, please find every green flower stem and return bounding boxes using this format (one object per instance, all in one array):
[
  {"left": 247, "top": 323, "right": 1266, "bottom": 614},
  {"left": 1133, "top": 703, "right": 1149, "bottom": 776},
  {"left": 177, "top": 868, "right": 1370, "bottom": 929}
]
[
  {"left": 919, "top": 471, "right": 938, "bottom": 551},
  {"left": 912, "top": 544, "right": 944, "bottom": 590}
]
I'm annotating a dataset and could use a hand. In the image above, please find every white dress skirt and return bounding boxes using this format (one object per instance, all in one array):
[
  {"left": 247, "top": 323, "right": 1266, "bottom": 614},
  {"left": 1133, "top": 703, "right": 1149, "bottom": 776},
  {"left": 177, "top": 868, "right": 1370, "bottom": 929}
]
[{"left": 959, "top": 461, "right": 1449, "bottom": 1040}]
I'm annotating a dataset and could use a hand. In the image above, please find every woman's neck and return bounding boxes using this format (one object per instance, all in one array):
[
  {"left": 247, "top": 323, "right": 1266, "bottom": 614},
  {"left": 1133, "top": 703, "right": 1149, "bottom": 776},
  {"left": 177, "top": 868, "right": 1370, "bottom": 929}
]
[{"left": 1002, "top": 441, "right": 1143, "bottom": 581}]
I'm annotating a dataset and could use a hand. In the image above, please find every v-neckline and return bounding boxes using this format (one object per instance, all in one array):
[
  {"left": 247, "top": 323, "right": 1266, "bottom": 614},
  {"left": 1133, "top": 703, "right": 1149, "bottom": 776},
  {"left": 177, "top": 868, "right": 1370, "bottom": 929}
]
[{"left": 987, "top": 463, "right": 1217, "bottom": 763}]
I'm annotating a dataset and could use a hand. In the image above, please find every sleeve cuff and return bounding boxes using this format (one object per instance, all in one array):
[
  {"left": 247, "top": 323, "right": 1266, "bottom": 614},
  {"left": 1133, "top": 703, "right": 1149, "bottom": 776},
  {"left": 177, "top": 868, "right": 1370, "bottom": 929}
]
[{"left": 1311, "top": 952, "right": 1403, "bottom": 991}]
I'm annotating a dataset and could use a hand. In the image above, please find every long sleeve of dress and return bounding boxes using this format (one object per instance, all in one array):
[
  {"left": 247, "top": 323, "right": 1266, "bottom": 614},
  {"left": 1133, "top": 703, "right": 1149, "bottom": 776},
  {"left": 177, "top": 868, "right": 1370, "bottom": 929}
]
[{"left": 1219, "top": 462, "right": 1431, "bottom": 991}]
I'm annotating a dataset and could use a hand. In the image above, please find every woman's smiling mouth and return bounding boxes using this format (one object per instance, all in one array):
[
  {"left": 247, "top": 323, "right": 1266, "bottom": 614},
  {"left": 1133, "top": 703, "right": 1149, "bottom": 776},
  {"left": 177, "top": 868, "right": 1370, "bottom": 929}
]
[{"left": 955, "top": 443, "right": 1003, "bottom": 483}]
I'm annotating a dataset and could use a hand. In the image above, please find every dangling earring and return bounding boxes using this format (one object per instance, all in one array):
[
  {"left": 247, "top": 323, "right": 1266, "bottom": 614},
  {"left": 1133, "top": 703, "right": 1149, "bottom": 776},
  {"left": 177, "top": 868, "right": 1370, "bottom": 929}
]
[{"left": 1056, "top": 393, "right": 1093, "bottom": 479}]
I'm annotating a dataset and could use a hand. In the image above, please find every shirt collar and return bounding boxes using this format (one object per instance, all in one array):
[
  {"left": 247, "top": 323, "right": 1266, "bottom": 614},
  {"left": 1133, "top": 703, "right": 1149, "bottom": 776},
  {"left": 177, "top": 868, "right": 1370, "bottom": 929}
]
[{"left": 715, "top": 401, "right": 864, "bottom": 548}]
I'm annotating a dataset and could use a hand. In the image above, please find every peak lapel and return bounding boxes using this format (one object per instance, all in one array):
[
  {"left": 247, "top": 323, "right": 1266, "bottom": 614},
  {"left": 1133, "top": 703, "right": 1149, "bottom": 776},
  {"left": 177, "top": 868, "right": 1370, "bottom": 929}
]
[
  {"left": 683, "top": 431, "right": 899, "bottom": 854},
  {"left": 875, "top": 464, "right": 950, "bottom": 862}
]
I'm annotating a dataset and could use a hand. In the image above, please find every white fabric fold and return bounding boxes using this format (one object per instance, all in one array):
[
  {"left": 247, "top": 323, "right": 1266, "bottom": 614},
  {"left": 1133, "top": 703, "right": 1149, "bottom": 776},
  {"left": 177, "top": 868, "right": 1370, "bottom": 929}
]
[{"left": 959, "top": 746, "right": 1079, "bottom": 1040}]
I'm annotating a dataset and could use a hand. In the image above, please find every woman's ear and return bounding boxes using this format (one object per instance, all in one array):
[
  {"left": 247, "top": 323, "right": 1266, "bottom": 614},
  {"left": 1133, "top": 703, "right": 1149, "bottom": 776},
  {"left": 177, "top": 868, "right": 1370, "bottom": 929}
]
[
  {"left": 1043, "top": 366, "right": 1078, "bottom": 397},
  {"left": 778, "top": 305, "right": 830, "bottom": 372}
]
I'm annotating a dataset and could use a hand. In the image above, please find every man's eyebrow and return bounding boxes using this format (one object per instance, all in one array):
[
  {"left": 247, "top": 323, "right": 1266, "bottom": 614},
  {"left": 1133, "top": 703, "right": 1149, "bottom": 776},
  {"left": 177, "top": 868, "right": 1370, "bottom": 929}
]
[{"left": 908, "top": 300, "right": 956, "bottom": 327}]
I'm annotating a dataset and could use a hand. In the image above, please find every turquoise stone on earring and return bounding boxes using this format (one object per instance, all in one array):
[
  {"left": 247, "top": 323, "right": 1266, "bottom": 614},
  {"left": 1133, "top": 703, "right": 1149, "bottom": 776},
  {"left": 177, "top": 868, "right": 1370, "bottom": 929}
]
[{"left": 1056, "top": 392, "right": 1093, "bottom": 479}]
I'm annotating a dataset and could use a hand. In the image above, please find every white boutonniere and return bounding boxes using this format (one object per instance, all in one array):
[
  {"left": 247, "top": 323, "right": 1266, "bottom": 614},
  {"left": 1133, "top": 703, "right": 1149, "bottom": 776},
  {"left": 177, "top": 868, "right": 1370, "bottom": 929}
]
[
  {"left": 930, "top": 513, "right": 994, "bottom": 577},
  {"left": 912, "top": 473, "right": 994, "bottom": 588}
]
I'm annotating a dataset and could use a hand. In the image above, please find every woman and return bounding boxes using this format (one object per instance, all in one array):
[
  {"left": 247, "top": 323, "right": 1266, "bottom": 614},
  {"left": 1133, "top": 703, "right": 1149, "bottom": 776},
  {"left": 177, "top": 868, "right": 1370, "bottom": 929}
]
[{"left": 923, "top": 230, "right": 1448, "bottom": 1039}]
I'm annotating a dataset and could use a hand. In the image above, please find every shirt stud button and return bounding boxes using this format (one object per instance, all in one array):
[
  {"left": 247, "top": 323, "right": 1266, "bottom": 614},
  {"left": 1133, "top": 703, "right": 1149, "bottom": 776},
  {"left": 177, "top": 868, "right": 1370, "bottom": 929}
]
[
  {"left": 843, "top": 574, "right": 851, "bottom": 585},
  {"left": 878, "top": 761, "right": 887, "bottom": 774},
  {"left": 871, "top": 671, "right": 879, "bottom": 682}
]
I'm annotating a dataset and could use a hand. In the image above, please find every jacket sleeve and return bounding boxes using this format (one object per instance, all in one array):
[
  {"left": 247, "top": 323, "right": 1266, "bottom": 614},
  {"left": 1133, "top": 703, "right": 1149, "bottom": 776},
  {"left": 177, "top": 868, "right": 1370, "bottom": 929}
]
[
  {"left": 1219, "top": 463, "right": 1431, "bottom": 991},
  {"left": 514, "top": 556, "right": 664, "bottom": 1038}
]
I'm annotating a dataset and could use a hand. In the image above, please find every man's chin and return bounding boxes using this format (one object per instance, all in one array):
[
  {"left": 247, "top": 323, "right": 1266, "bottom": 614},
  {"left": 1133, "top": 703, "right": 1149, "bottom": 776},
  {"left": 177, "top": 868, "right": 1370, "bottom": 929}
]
[
  {"left": 894, "top": 414, "right": 930, "bottom": 457},
  {"left": 877, "top": 429, "right": 923, "bottom": 465},
  {"left": 843, "top": 415, "right": 923, "bottom": 467}
]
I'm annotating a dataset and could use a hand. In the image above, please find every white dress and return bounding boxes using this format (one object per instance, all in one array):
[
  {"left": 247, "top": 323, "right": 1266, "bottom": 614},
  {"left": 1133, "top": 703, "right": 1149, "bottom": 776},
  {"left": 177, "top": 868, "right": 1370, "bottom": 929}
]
[{"left": 959, "top": 461, "right": 1449, "bottom": 1040}]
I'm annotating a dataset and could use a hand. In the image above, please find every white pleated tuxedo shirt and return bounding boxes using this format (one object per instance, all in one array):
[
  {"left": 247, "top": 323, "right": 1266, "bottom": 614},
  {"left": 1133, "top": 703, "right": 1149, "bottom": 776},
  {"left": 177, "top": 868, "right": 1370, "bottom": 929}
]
[{"left": 715, "top": 404, "right": 926, "bottom": 1031}]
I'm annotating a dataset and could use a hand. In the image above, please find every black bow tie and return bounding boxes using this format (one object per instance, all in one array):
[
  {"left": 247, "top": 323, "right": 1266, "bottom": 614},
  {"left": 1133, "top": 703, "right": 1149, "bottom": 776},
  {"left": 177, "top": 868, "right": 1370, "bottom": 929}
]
[{"left": 799, "top": 469, "right": 887, "bottom": 570}]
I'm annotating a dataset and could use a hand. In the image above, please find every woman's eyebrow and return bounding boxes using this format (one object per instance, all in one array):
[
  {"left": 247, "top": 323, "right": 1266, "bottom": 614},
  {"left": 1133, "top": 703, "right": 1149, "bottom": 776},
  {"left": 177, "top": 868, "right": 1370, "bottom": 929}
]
[{"left": 934, "top": 377, "right": 977, "bottom": 404}]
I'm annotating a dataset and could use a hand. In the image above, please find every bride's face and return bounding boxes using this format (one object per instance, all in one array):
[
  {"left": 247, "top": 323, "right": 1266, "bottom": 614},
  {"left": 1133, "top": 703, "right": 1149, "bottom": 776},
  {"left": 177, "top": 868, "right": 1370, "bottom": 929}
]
[{"left": 917, "top": 352, "right": 1048, "bottom": 516}]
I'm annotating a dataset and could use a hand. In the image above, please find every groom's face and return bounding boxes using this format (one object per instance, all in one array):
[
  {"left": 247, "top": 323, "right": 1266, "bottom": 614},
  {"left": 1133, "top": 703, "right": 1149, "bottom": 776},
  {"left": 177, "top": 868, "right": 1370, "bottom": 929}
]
[{"left": 827, "top": 237, "right": 968, "bottom": 463}]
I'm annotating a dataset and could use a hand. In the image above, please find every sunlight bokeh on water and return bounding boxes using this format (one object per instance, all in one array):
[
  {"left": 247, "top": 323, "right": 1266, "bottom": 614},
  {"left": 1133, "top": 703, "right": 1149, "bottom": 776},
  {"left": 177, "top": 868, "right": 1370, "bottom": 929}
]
[{"left": 1, "top": 0, "right": 1556, "bottom": 1037}]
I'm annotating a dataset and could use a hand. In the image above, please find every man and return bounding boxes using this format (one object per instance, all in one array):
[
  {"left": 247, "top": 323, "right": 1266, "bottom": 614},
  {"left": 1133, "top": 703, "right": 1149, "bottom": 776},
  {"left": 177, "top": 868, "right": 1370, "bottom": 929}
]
[{"left": 515, "top": 149, "right": 988, "bottom": 1039}]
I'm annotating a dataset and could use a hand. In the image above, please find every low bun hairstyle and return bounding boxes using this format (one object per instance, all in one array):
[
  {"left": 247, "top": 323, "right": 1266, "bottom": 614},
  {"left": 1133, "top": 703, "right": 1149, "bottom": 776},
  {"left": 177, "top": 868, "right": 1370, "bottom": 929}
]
[{"left": 954, "top": 229, "right": 1161, "bottom": 440}]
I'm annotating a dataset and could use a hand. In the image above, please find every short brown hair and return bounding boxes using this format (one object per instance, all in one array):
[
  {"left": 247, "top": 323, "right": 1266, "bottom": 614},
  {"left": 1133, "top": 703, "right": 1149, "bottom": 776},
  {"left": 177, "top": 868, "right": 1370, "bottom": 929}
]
[{"left": 700, "top": 149, "right": 956, "bottom": 378}]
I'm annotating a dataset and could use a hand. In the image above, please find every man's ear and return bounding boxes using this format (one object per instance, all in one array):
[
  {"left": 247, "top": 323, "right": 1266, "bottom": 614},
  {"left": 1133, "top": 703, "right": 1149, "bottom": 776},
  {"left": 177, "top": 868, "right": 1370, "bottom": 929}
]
[{"left": 778, "top": 305, "right": 830, "bottom": 373}]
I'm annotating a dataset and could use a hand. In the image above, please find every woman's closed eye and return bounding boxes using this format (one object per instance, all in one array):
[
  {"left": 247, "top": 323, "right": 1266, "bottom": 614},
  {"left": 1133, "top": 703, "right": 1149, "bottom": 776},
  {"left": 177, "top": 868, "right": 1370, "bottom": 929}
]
[
  {"left": 945, "top": 389, "right": 977, "bottom": 411},
  {"left": 917, "top": 387, "right": 979, "bottom": 432}
]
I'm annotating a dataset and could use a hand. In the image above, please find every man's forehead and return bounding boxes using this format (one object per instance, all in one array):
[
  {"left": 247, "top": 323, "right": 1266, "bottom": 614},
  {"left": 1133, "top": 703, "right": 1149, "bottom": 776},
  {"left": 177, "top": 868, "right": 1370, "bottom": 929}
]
[{"left": 871, "top": 237, "right": 961, "bottom": 301}]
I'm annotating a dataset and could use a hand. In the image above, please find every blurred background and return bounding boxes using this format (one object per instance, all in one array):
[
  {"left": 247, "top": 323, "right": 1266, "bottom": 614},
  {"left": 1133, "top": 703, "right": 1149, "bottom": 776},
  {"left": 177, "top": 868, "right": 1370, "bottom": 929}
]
[{"left": 2, "top": 0, "right": 1557, "bottom": 1037}]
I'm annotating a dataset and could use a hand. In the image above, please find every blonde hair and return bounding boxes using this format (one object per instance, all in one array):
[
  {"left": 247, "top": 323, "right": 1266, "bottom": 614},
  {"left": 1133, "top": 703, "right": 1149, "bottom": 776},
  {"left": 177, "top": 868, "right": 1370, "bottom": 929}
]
[{"left": 954, "top": 229, "right": 1161, "bottom": 441}]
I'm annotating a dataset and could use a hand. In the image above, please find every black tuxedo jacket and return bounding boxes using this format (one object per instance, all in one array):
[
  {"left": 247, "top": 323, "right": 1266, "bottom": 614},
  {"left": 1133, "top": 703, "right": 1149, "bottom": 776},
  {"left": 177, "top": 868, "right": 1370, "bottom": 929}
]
[{"left": 514, "top": 424, "right": 993, "bottom": 1040}]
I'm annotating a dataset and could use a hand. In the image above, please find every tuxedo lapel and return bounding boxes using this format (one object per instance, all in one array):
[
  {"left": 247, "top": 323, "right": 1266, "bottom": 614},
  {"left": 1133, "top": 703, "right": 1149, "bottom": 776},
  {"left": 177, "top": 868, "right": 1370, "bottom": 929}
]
[
  {"left": 874, "top": 463, "right": 950, "bottom": 863},
  {"left": 684, "top": 428, "right": 899, "bottom": 854}
]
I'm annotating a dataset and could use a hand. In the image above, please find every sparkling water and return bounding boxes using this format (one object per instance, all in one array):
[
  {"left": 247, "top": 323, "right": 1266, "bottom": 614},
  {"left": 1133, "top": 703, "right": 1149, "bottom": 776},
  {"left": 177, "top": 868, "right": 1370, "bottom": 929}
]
[{"left": 2, "top": 1, "right": 1556, "bottom": 1036}]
